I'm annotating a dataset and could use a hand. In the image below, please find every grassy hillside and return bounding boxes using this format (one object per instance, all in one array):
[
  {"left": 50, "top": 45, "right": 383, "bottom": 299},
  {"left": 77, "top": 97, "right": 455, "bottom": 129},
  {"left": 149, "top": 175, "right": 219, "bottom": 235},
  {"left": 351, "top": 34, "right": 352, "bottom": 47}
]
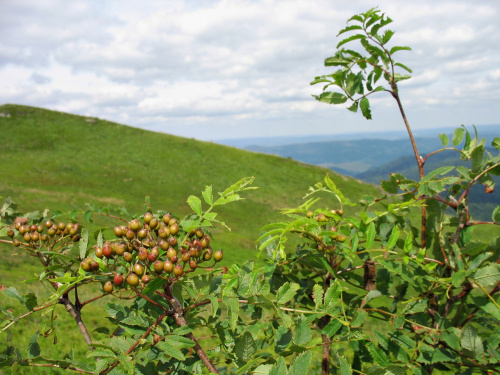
[{"left": 0, "top": 104, "right": 389, "bottom": 373}]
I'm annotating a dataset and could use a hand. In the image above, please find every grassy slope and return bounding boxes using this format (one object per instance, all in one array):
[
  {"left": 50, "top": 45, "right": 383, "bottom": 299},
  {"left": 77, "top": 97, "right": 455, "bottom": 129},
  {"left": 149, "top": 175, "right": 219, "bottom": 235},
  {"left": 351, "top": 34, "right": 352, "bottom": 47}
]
[{"left": 0, "top": 104, "right": 383, "bottom": 372}]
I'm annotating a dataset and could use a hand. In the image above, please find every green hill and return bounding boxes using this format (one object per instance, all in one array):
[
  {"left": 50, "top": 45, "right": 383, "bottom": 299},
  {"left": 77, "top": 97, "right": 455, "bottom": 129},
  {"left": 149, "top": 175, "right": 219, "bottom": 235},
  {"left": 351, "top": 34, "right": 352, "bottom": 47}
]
[{"left": 0, "top": 104, "right": 383, "bottom": 265}]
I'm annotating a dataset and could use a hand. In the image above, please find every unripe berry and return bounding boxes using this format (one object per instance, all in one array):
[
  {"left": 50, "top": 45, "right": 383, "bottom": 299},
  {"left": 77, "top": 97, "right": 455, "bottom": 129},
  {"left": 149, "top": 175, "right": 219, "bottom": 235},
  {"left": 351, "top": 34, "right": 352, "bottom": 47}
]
[
  {"left": 162, "top": 213, "right": 171, "bottom": 224},
  {"left": 129, "top": 219, "right": 141, "bottom": 232},
  {"left": 133, "top": 263, "right": 144, "bottom": 276},
  {"left": 169, "top": 223, "right": 179, "bottom": 236},
  {"left": 173, "top": 263, "right": 184, "bottom": 277},
  {"left": 90, "top": 261, "right": 100, "bottom": 272},
  {"left": 45, "top": 220, "right": 53, "bottom": 228},
  {"left": 103, "top": 281, "right": 113, "bottom": 293},
  {"left": 115, "top": 243, "right": 126, "bottom": 256},
  {"left": 81, "top": 260, "right": 91, "bottom": 272},
  {"left": 7, "top": 228, "right": 15, "bottom": 237},
  {"left": 138, "top": 247, "right": 148, "bottom": 261},
  {"left": 13, "top": 238, "right": 21, "bottom": 247},
  {"left": 37, "top": 225, "right": 44, "bottom": 233},
  {"left": 95, "top": 247, "right": 103, "bottom": 258},
  {"left": 149, "top": 218, "right": 159, "bottom": 230},
  {"left": 138, "top": 228, "right": 148, "bottom": 239},
  {"left": 213, "top": 250, "right": 223, "bottom": 262},
  {"left": 153, "top": 260, "right": 164, "bottom": 273},
  {"left": 163, "top": 260, "right": 174, "bottom": 273},
  {"left": 189, "top": 259, "right": 197, "bottom": 270},
  {"left": 143, "top": 212, "right": 153, "bottom": 224},
  {"left": 57, "top": 222, "right": 66, "bottom": 231},
  {"left": 195, "top": 228, "right": 204, "bottom": 239},
  {"left": 142, "top": 275, "right": 151, "bottom": 284},
  {"left": 114, "top": 226, "right": 123, "bottom": 237},
  {"left": 166, "top": 247, "right": 177, "bottom": 260},
  {"left": 127, "top": 273, "right": 140, "bottom": 287},
  {"left": 123, "top": 252, "right": 133, "bottom": 263}
]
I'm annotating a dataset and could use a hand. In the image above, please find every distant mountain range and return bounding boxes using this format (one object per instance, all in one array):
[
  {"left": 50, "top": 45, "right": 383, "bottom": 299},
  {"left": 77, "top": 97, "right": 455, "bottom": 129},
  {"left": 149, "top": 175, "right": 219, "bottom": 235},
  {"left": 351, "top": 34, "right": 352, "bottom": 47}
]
[{"left": 215, "top": 125, "right": 499, "bottom": 221}]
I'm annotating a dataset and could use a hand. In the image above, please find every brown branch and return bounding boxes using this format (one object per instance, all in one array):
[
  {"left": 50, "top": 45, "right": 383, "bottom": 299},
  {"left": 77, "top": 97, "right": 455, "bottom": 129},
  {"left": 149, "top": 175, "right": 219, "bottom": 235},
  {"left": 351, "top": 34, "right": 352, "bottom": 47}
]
[
  {"left": 162, "top": 283, "right": 220, "bottom": 374},
  {"left": 26, "top": 363, "right": 94, "bottom": 374},
  {"left": 100, "top": 312, "right": 169, "bottom": 375}
]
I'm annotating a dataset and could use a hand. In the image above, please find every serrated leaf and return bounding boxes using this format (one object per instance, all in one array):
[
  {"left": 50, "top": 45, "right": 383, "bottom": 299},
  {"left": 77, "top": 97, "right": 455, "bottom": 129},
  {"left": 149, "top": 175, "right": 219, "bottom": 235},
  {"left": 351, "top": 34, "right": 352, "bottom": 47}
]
[
  {"left": 394, "top": 62, "right": 413, "bottom": 73},
  {"left": 365, "top": 222, "right": 375, "bottom": 250},
  {"left": 313, "top": 284, "right": 323, "bottom": 311},
  {"left": 438, "top": 133, "right": 449, "bottom": 147},
  {"left": 234, "top": 331, "right": 256, "bottom": 364},
  {"left": 381, "top": 29, "right": 395, "bottom": 44},
  {"left": 315, "top": 91, "right": 348, "bottom": 105},
  {"left": 472, "top": 264, "right": 500, "bottom": 287},
  {"left": 360, "top": 97, "right": 372, "bottom": 120},
  {"left": 337, "top": 34, "right": 366, "bottom": 48},
  {"left": 337, "top": 24, "right": 363, "bottom": 36},
  {"left": 493, "top": 137, "right": 500, "bottom": 151},
  {"left": 269, "top": 356, "right": 287, "bottom": 375},
  {"left": 187, "top": 195, "right": 202, "bottom": 216},
  {"left": 293, "top": 316, "right": 312, "bottom": 346},
  {"left": 156, "top": 342, "right": 185, "bottom": 361},
  {"left": 403, "top": 298, "right": 427, "bottom": 314},
  {"left": 322, "top": 319, "right": 343, "bottom": 337},
  {"left": 492, "top": 205, "right": 500, "bottom": 222},
  {"left": 386, "top": 226, "right": 400, "bottom": 249},
  {"left": 368, "top": 343, "right": 389, "bottom": 367},
  {"left": 202, "top": 186, "right": 213, "bottom": 205},
  {"left": 274, "top": 326, "right": 292, "bottom": 354},
  {"left": 339, "top": 355, "right": 352, "bottom": 375},
  {"left": 275, "top": 282, "right": 300, "bottom": 305},
  {"left": 351, "top": 309, "right": 367, "bottom": 327},
  {"left": 288, "top": 350, "right": 312, "bottom": 375},
  {"left": 452, "top": 127, "right": 464, "bottom": 147},
  {"left": 28, "top": 331, "right": 41, "bottom": 358},
  {"left": 2, "top": 287, "right": 25, "bottom": 303},
  {"left": 79, "top": 228, "right": 89, "bottom": 260},
  {"left": 461, "top": 325, "right": 484, "bottom": 358},
  {"left": 390, "top": 46, "right": 412, "bottom": 54}
]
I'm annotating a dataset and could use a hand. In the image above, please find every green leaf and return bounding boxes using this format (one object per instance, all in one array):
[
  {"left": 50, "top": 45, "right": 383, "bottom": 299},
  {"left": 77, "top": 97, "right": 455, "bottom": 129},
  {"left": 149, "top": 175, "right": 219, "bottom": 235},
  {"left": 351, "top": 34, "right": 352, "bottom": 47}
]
[
  {"left": 27, "top": 331, "right": 41, "bottom": 358},
  {"left": 403, "top": 298, "right": 427, "bottom": 314},
  {"left": 187, "top": 195, "right": 202, "bottom": 216},
  {"left": 156, "top": 342, "right": 185, "bottom": 361},
  {"left": 381, "top": 29, "right": 395, "bottom": 44},
  {"left": 274, "top": 326, "right": 292, "bottom": 354},
  {"left": 313, "top": 284, "right": 323, "bottom": 311},
  {"left": 386, "top": 226, "right": 400, "bottom": 249},
  {"left": 347, "top": 102, "right": 358, "bottom": 113},
  {"left": 461, "top": 325, "right": 484, "bottom": 358},
  {"left": 269, "top": 356, "right": 287, "bottom": 375},
  {"left": 438, "top": 133, "right": 449, "bottom": 147},
  {"left": 337, "top": 25, "right": 363, "bottom": 36},
  {"left": 288, "top": 350, "right": 312, "bottom": 375},
  {"left": 315, "top": 92, "right": 348, "bottom": 105},
  {"left": 368, "top": 343, "right": 389, "bottom": 367},
  {"left": 365, "top": 222, "right": 375, "bottom": 250},
  {"left": 493, "top": 136, "right": 500, "bottom": 151},
  {"left": 492, "top": 205, "right": 500, "bottom": 222},
  {"left": 324, "top": 56, "right": 351, "bottom": 67},
  {"left": 202, "top": 186, "right": 213, "bottom": 205},
  {"left": 394, "top": 62, "right": 413, "bottom": 73},
  {"left": 472, "top": 264, "right": 500, "bottom": 287},
  {"left": 471, "top": 145, "right": 484, "bottom": 172},
  {"left": 234, "top": 331, "right": 256, "bottom": 364},
  {"left": 390, "top": 46, "right": 412, "bottom": 54},
  {"left": 322, "top": 319, "right": 343, "bottom": 337},
  {"left": 360, "top": 97, "right": 372, "bottom": 120},
  {"left": 337, "top": 34, "right": 366, "bottom": 48},
  {"left": 339, "top": 355, "right": 352, "bottom": 375},
  {"left": 275, "top": 282, "right": 300, "bottom": 305},
  {"left": 79, "top": 228, "right": 89, "bottom": 260},
  {"left": 351, "top": 309, "right": 367, "bottom": 327},
  {"left": 223, "top": 296, "right": 239, "bottom": 330},
  {"left": 452, "top": 127, "right": 464, "bottom": 146},
  {"left": 293, "top": 316, "right": 312, "bottom": 346},
  {"left": 2, "top": 287, "right": 25, "bottom": 303},
  {"left": 403, "top": 232, "right": 413, "bottom": 253}
]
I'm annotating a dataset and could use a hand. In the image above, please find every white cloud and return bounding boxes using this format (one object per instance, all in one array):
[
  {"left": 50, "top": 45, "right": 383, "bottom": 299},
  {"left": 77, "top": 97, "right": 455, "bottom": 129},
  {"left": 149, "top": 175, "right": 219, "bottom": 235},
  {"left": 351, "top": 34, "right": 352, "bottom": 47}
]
[{"left": 0, "top": 0, "right": 499, "bottom": 140}]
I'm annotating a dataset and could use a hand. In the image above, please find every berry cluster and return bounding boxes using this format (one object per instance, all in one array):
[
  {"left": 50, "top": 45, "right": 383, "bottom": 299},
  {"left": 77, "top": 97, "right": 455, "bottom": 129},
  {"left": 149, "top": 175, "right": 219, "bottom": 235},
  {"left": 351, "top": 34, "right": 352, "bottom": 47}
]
[
  {"left": 305, "top": 208, "right": 353, "bottom": 253},
  {"left": 80, "top": 212, "right": 223, "bottom": 293},
  {"left": 7, "top": 217, "right": 81, "bottom": 249}
]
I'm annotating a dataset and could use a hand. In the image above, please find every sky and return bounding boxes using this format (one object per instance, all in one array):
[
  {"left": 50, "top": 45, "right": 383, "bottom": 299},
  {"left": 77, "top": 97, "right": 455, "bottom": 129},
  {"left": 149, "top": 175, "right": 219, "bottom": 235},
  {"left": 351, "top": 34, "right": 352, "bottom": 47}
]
[{"left": 1, "top": 0, "right": 499, "bottom": 142}]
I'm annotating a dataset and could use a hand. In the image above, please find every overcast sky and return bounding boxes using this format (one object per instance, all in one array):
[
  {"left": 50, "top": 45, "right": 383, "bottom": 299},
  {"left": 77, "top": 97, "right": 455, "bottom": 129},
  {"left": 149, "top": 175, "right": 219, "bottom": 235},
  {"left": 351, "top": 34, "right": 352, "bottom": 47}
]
[{"left": 1, "top": 0, "right": 499, "bottom": 141}]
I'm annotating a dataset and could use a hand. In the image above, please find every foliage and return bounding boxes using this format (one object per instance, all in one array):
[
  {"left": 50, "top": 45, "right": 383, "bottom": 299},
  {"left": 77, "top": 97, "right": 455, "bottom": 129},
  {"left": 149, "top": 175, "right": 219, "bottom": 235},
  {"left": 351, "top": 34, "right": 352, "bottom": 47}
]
[{"left": 1, "top": 7, "right": 500, "bottom": 375}]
